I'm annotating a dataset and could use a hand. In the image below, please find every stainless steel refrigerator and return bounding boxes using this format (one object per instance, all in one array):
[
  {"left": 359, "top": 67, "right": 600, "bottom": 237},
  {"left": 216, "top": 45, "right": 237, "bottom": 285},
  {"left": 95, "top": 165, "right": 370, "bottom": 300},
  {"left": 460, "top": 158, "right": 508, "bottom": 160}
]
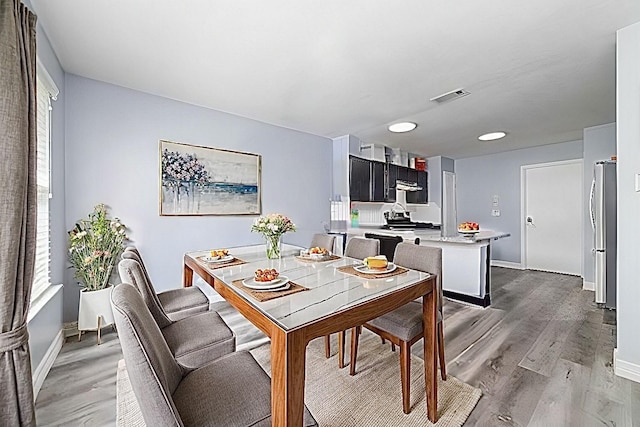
[{"left": 590, "top": 160, "right": 617, "bottom": 309}]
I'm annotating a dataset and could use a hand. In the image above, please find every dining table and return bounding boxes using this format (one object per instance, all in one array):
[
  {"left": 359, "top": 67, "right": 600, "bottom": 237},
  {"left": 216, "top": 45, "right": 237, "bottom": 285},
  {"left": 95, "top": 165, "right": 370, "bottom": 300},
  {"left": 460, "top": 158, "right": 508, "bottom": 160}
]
[{"left": 183, "top": 243, "right": 438, "bottom": 426}]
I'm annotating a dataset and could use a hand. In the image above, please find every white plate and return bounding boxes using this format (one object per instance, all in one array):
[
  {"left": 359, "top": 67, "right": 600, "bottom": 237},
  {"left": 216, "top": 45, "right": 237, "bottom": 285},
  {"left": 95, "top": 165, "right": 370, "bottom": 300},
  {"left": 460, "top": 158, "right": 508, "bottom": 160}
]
[
  {"left": 457, "top": 229, "right": 480, "bottom": 234},
  {"left": 251, "top": 283, "right": 291, "bottom": 293},
  {"left": 242, "top": 276, "right": 289, "bottom": 290},
  {"left": 203, "top": 254, "right": 234, "bottom": 263},
  {"left": 353, "top": 263, "right": 397, "bottom": 275}
]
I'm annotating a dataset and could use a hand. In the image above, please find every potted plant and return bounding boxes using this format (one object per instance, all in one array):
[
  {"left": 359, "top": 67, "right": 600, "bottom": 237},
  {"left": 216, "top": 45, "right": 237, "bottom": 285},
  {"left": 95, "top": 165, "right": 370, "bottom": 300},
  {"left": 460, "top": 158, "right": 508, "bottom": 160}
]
[
  {"left": 68, "top": 204, "right": 128, "bottom": 344},
  {"left": 251, "top": 213, "right": 296, "bottom": 259}
]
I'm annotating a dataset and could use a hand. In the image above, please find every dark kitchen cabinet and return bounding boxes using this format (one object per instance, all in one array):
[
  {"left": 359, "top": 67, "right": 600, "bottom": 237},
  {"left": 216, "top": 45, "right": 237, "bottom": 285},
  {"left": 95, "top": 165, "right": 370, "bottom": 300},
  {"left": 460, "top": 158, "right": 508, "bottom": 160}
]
[
  {"left": 350, "top": 157, "right": 429, "bottom": 204},
  {"left": 349, "top": 156, "right": 371, "bottom": 201},
  {"left": 371, "top": 161, "right": 385, "bottom": 202},
  {"left": 407, "top": 170, "right": 428, "bottom": 204},
  {"left": 386, "top": 164, "right": 398, "bottom": 202},
  {"left": 397, "top": 165, "right": 408, "bottom": 183}
]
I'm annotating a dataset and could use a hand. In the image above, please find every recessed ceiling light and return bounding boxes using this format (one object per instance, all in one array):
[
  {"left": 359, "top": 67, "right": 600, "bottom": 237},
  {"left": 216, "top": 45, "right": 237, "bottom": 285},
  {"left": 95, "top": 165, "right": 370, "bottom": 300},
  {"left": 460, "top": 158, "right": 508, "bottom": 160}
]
[
  {"left": 388, "top": 122, "right": 417, "bottom": 133},
  {"left": 478, "top": 131, "right": 506, "bottom": 141}
]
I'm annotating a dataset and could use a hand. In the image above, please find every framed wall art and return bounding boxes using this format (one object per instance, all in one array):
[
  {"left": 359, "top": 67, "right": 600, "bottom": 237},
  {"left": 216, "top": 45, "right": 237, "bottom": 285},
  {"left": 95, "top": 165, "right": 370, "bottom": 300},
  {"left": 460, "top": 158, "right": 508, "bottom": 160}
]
[{"left": 159, "top": 140, "right": 261, "bottom": 216}]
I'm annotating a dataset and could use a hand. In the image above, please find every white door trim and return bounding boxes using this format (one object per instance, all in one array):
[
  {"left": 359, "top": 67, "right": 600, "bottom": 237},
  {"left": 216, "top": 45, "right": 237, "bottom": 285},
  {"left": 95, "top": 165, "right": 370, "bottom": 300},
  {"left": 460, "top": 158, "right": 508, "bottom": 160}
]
[{"left": 520, "top": 159, "right": 583, "bottom": 269}]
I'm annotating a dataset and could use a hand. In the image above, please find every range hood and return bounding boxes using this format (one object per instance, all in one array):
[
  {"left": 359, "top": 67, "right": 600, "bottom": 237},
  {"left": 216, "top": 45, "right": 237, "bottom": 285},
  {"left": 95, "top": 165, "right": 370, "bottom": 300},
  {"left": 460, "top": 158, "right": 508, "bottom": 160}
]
[{"left": 395, "top": 180, "right": 422, "bottom": 192}]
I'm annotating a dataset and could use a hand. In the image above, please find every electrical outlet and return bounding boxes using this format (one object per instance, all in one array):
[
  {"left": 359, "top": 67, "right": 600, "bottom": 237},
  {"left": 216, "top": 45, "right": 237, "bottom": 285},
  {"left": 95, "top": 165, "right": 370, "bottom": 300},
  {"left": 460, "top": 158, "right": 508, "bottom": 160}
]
[{"left": 491, "top": 209, "right": 501, "bottom": 217}]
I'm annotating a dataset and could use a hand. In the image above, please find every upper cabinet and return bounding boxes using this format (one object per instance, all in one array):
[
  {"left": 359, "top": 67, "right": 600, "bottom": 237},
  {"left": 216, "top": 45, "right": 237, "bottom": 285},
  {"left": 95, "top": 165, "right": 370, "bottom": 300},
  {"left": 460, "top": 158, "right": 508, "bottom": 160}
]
[
  {"left": 350, "top": 156, "right": 428, "bottom": 204},
  {"left": 349, "top": 156, "right": 371, "bottom": 202}
]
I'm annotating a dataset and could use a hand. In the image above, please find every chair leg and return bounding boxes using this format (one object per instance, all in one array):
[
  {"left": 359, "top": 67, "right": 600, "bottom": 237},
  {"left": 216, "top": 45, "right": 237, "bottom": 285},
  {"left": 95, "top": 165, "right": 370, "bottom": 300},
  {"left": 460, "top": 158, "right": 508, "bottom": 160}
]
[
  {"left": 349, "top": 326, "right": 362, "bottom": 376},
  {"left": 391, "top": 343, "right": 396, "bottom": 352},
  {"left": 381, "top": 337, "right": 386, "bottom": 345},
  {"left": 438, "top": 322, "right": 446, "bottom": 380},
  {"left": 324, "top": 335, "right": 331, "bottom": 358},
  {"left": 399, "top": 340, "right": 411, "bottom": 414},
  {"left": 338, "top": 330, "right": 346, "bottom": 368}
]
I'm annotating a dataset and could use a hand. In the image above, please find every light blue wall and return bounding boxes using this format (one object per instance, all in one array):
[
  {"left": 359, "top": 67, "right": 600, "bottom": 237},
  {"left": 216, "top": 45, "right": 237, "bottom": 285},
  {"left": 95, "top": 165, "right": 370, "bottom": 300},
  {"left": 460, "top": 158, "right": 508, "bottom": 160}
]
[
  {"left": 28, "top": 287, "right": 63, "bottom": 377},
  {"left": 63, "top": 75, "right": 332, "bottom": 321},
  {"left": 456, "top": 140, "right": 583, "bottom": 263},
  {"left": 582, "top": 123, "right": 616, "bottom": 285},
  {"left": 426, "top": 156, "right": 454, "bottom": 207},
  {"left": 616, "top": 21, "right": 640, "bottom": 373}
]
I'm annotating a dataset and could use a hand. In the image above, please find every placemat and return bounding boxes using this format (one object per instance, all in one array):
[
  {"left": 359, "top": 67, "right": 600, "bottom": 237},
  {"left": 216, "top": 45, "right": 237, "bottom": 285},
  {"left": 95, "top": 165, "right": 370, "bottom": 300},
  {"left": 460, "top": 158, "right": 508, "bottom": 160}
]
[
  {"left": 232, "top": 279, "right": 309, "bottom": 302},
  {"left": 337, "top": 264, "right": 409, "bottom": 279},
  {"left": 295, "top": 254, "right": 342, "bottom": 263},
  {"left": 197, "top": 256, "right": 247, "bottom": 269}
]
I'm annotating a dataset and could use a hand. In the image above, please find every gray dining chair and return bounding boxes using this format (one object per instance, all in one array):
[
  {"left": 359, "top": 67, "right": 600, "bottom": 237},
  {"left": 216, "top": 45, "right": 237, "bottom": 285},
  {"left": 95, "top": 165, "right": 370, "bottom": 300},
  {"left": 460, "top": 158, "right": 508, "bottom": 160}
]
[
  {"left": 348, "top": 243, "right": 446, "bottom": 414},
  {"left": 325, "top": 237, "right": 380, "bottom": 368},
  {"left": 111, "top": 283, "right": 318, "bottom": 427},
  {"left": 122, "top": 247, "right": 210, "bottom": 321},
  {"left": 309, "top": 233, "right": 336, "bottom": 253},
  {"left": 118, "top": 258, "right": 235, "bottom": 369}
]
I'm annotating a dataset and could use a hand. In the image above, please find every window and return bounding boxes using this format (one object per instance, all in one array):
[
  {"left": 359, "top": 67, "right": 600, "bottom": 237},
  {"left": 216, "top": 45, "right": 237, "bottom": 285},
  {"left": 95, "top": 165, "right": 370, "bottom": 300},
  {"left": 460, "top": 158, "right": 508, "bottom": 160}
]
[{"left": 32, "top": 61, "right": 58, "bottom": 301}]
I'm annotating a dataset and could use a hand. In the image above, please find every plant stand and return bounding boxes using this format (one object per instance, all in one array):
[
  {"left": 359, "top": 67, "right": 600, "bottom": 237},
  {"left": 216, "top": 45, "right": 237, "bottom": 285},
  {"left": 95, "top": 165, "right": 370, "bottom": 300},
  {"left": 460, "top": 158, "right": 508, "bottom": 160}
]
[{"left": 78, "top": 286, "right": 115, "bottom": 345}]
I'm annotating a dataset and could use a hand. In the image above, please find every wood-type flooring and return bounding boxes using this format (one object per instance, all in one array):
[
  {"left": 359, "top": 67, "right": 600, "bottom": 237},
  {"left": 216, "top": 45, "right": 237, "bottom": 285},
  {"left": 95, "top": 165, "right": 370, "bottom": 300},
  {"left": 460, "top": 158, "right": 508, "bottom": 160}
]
[{"left": 35, "top": 267, "right": 640, "bottom": 426}]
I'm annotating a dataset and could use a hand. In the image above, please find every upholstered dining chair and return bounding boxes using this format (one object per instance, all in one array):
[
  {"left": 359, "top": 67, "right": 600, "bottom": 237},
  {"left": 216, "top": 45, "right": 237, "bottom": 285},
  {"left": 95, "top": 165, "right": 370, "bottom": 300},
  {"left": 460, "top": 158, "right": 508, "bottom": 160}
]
[
  {"left": 309, "top": 233, "right": 336, "bottom": 253},
  {"left": 111, "top": 283, "right": 318, "bottom": 427},
  {"left": 122, "top": 247, "right": 210, "bottom": 321},
  {"left": 324, "top": 237, "right": 380, "bottom": 368},
  {"left": 349, "top": 243, "right": 446, "bottom": 414},
  {"left": 118, "top": 258, "right": 235, "bottom": 369}
]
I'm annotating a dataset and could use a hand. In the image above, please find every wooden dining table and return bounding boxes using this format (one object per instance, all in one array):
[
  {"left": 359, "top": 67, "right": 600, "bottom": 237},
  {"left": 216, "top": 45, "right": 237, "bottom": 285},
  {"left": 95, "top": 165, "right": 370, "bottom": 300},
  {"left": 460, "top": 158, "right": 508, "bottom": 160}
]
[{"left": 183, "top": 243, "right": 438, "bottom": 426}]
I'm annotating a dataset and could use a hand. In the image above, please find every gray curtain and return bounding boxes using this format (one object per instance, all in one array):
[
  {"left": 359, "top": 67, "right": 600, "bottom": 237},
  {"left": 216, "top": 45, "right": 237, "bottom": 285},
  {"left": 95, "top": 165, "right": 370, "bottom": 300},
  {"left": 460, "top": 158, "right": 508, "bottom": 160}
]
[{"left": 0, "top": 0, "right": 38, "bottom": 425}]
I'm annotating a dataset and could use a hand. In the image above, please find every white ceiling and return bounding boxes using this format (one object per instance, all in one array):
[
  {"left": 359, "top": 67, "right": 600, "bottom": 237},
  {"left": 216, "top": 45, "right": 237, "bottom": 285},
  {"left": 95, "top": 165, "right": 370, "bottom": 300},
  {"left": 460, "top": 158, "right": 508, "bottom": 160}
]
[{"left": 31, "top": 0, "right": 640, "bottom": 159}]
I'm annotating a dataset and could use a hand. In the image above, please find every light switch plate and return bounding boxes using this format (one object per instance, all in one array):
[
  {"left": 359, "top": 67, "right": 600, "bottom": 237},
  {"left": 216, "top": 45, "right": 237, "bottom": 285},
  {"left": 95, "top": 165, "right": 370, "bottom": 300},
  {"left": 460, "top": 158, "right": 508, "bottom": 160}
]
[
  {"left": 492, "top": 195, "right": 500, "bottom": 206},
  {"left": 636, "top": 174, "right": 640, "bottom": 192}
]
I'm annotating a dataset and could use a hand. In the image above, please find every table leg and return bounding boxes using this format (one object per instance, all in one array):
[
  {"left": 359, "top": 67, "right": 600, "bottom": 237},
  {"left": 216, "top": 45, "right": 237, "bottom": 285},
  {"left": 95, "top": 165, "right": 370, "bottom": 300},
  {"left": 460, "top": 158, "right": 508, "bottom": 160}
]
[
  {"left": 423, "top": 288, "right": 438, "bottom": 422},
  {"left": 271, "top": 328, "right": 307, "bottom": 427},
  {"left": 183, "top": 264, "right": 193, "bottom": 288}
]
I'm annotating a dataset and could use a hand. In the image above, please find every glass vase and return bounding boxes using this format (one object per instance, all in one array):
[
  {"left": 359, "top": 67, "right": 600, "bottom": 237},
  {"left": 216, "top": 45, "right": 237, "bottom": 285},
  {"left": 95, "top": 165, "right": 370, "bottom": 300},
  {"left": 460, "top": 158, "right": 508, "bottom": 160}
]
[{"left": 265, "top": 235, "right": 282, "bottom": 259}]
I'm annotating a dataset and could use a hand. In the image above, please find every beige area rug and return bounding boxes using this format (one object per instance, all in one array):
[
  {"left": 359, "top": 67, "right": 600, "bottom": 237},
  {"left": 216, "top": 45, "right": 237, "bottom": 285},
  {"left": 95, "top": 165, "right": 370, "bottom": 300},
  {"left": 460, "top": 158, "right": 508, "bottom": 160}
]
[{"left": 117, "top": 331, "right": 481, "bottom": 426}]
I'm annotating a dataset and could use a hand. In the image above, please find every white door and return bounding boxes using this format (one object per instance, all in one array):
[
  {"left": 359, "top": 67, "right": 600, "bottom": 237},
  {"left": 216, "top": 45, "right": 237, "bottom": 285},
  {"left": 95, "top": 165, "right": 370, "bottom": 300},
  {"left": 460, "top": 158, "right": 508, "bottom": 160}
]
[{"left": 523, "top": 160, "right": 582, "bottom": 275}]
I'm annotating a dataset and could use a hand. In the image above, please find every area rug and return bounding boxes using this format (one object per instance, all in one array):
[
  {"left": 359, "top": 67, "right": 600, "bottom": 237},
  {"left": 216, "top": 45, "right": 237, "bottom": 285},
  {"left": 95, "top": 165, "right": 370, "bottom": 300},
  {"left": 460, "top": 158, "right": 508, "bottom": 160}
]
[{"left": 116, "top": 331, "right": 481, "bottom": 426}]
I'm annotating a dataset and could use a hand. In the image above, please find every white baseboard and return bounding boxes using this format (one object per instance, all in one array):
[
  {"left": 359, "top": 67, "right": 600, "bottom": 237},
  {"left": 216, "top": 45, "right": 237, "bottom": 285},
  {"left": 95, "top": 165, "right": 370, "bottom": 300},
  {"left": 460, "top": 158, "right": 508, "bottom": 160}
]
[
  {"left": 614, "top": 348, "right": 640, "bottom": 384},
  {"left": 582, "top": 280, "right": 595, "bottom": 291},
  {"left": 490, "top": 260, "right": 524, "bottom": 270},
  {"left": 32, "top": 328, "right": 64, "bottom": 399}
]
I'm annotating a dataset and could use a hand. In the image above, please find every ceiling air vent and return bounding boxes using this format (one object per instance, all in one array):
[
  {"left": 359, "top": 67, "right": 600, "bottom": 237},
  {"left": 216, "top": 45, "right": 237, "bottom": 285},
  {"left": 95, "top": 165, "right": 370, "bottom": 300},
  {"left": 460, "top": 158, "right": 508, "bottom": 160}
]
[{"left": 430, "top": 88, "right": 470, "bottom": 104}]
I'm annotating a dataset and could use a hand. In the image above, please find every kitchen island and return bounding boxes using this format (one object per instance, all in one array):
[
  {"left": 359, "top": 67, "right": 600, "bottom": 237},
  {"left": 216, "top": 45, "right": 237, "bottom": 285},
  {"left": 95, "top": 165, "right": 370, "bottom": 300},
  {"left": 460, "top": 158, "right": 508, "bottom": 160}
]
[{"left": 346, "top": 227, "right": 510, "bottom": 307}]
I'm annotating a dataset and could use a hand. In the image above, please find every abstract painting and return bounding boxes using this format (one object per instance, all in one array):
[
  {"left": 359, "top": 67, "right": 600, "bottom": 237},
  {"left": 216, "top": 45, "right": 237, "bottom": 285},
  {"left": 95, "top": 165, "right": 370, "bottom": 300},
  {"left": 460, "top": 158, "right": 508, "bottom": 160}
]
[{"left": 159, "top": 140, "right": 261, "bottom": 215}]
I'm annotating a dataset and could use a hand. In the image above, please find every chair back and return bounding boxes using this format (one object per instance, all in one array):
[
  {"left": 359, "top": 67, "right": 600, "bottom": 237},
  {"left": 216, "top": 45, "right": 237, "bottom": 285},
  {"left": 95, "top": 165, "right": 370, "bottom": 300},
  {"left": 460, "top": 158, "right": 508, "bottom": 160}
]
[
  {"left": 118, "top": 258, "right": 172, "bottom": 329},
  {"left": 393, "top": 243, "right": 443, "bottom": 313},
  {"left": 309, "top": 234, "right": 336, "bottom": 253},
  {"left": 111, "top": 283, "right": 185, "bottom": 426},
  {"left": 364, "top": 233, "right": 404, "bottom": 262},
  {"left": 344, "top": 237, "right": 380, "bottom": 260},
  {"left": 122, "top": 246, "right": 152, "bottom": 283}
]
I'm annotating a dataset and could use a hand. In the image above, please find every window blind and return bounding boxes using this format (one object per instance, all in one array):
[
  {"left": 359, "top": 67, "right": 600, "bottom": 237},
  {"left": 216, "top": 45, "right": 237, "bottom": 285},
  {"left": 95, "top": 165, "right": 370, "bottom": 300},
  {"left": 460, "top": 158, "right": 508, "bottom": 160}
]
[{"left": 32, "top": 62, "right": 57, "bottom": 302}]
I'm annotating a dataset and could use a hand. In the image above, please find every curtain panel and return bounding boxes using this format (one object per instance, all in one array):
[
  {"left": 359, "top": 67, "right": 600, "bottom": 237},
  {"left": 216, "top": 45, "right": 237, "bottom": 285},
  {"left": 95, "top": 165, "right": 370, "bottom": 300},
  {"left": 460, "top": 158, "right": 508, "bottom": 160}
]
[{"left": 0, "top": 0, "right": 38, "bottom": 425}]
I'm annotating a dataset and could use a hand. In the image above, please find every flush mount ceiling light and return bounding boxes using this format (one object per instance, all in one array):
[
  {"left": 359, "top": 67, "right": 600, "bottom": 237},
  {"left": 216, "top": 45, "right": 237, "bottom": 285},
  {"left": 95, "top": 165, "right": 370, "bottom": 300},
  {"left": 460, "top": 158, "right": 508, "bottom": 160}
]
[
  {"left": 388, "top": 122, "right": 417, "bottom": 133},
  {"left": 478, "top": 131, "right": 507, "bottom": 141}
]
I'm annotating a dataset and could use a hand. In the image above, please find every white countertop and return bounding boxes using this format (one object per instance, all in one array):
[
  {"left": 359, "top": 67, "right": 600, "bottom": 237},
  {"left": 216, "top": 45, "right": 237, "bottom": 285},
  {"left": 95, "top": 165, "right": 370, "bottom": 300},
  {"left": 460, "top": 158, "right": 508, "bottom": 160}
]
[{"left": 345, "top": 227, "right": 510, "bottom": 244}]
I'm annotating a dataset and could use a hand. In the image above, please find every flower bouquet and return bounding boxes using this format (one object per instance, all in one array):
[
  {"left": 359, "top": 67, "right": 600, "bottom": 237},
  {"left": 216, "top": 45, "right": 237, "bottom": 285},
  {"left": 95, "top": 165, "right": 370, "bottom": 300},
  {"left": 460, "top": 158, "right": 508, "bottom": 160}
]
[
  {"left": 251, "top": 213, "right": 296, "bottom": 259},
  {"left": 68, "top": 204, "right": 129, "bottom": 291}
]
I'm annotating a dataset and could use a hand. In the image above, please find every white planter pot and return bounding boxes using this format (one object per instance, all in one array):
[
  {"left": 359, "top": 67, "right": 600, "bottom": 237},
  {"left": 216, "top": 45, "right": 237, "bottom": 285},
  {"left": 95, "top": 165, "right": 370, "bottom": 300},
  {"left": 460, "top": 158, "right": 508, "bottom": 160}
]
[{"left": 78, "top": 286, "right": 115, "bottom": 331}]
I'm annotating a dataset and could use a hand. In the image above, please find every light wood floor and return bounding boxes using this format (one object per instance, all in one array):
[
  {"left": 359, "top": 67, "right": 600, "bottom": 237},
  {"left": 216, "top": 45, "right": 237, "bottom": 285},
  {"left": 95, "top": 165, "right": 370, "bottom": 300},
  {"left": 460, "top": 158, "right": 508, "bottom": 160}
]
[{"left": 35, "top": 267, "right": 640, "bottom": 426}]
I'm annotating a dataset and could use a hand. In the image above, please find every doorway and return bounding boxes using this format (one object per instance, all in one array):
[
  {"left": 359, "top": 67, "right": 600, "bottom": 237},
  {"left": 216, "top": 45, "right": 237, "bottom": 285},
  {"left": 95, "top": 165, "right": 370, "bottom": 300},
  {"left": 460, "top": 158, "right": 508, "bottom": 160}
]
[{"left": 521, "top": 160, "right": 583, "bottom": 275}]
